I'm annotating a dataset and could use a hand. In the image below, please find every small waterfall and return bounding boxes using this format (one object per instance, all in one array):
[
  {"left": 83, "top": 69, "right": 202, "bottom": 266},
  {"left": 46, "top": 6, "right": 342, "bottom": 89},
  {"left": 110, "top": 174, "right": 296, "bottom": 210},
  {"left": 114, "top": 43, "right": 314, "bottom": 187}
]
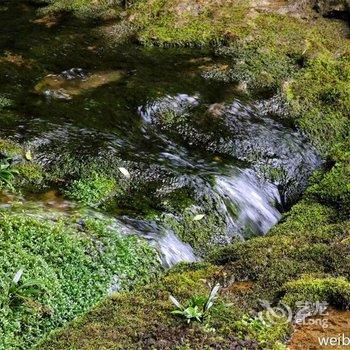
[
  {"left": 156, "top": 230, "right": 198, "bottom": 268},
  {"left": 214, "top": 170, "right": 281, "bottom": 238},
  {"left": 117, "top": 217, "right": 198, "bottom": 267}
]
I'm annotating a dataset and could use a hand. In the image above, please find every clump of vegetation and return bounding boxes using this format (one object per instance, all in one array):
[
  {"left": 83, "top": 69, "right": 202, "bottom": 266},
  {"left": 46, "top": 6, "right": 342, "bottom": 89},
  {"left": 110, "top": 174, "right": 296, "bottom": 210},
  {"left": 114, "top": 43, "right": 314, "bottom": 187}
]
[
  {"left": 0, "top": 95, "right": 13, "bottom": 109},
  {"left": 0, "top": 139, "right": 46, "bottom": 192},
  {"left": 0, "top": 139, "right": 23, "bottom": 158},
  {"left": 235, "top": 315, "right": 291, "bottom": 350},
  {"left": 32, "top": 0, "right": 118, "bottom": 19},
  {"left": 163, "top": 210, "right": 227, "bottom": 256},
  {"left": 0, "top": 213, "right": 160, "bottom": 349},
  {"left": 64, "top": 171, "right": 117, "bottom": 207},
  {"left": 169, "top": 283, "right": 220, "bottom": 323},
  {"left": 2, "top": 269, "right": 47, "bottom": 310},
  {"left": 287, "top": 53, "right": 350, "bottom": 153},
  {"left": 306, "top": 163, "right": 350, "bottom": 214},
  {"left": 282, "top": 276, "right": 350, "bottom": 310},
  {"left": 0, "top": 157, "right": 19, "bottom": 190}
]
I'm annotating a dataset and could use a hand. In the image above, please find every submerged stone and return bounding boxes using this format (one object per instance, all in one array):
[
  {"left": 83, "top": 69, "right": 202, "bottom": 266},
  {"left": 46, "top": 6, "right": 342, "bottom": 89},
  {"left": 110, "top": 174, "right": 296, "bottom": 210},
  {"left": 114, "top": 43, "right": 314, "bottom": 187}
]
[{"left": 35, "top": 68, "right": 124, "bottom": 99}]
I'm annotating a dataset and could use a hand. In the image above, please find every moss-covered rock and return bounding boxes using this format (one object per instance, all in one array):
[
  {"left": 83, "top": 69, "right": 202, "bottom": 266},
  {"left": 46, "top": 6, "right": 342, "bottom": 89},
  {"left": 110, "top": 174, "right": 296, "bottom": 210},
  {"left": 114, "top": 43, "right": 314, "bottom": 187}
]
[
  {"left": 0, "top": 139, "right": 23, "bottom": 158},
  {"left": 282, "top": 276, "right": 350, "bottom": 310},
  {"left": 314, "top": 0, "right": 350, "bottom": 16},
  {"left": 64, "top": 172, "right": 118, "bottom": 207},
  {"left": 209, "top": 198, "right": 350, "bottom": 302},
  {"left": 162, "top": 210, "right": 228, "bottom": 256},
  {"left": 31, "top": 0, "right": 123, "bottom": 19},
  {"left": 287, "top": 53, "right": 350, "bottom": 153},
  {"left": 306, "top": 163, "right": 350, "bottom": 215},
  {"left": 0, "top": 139, "right": 45, "bottom": 192},
  {"left": 0, "top": 212, "right": 160, "bottom": 349}
]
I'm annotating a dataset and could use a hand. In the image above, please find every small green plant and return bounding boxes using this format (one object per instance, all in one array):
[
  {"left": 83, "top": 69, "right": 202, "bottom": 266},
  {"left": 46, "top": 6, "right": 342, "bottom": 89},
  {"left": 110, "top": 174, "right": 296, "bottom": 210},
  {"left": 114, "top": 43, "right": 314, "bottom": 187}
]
[
  {"left": 3, "top": 269, "right": 47, "bottom": 309},
  {"left": 235, "top": 315, "right": 290, "bottom": 349},
  {"left": 0, "top": 157, "right": 19, "bottom": 190},
  {"left": 169, "top": 283, "right": 220, "bottom": 323},
  {"left": 0, "top": 96, "right": 13, "bottom": 109}
]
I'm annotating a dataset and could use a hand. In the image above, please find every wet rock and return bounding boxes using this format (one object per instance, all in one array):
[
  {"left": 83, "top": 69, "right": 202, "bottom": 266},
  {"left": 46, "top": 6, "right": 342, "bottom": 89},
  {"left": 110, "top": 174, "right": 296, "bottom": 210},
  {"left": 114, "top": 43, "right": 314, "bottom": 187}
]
[
  {"left": 250, "top": 0, "right": 349, "bottom": 18},
  {"left": 32, "top": 13, "right": 61, "bottom": 28},
  {"left": 139, "top": 94, "right": 321, "bottom": 205},
  {"left": 35, "top": 68, "right": 124, "bottom": 99},
  {"left": 314, "top": 0, "right": 350, "bottom": 16}
]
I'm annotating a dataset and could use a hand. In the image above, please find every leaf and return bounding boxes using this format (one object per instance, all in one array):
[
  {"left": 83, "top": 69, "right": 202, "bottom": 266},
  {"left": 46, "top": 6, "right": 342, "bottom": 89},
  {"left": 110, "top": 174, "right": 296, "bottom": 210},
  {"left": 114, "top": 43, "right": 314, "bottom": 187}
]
[
  {"left": 171, "top": 310, "right": 185, "bottom": 316},
  {"left": 188, "top": 295, "right": 207, "bottom": 308},
  {"left": 205, "top": 283, "right": 220, "bottom": 311},
  {"left": 13, "top": 269, "right": 24, "bottom": 284},
  {"left": 118, "top": 167, "right": 131, "bottom": 179},
  {"left": 193, "top": 214, "right": 205, "bottom": 221},
  {"left": 184, "top": 306, "right": 203, "bottom": 321},
  {"left": 209, "top": 283, "right": 220, "bottom": 300},
  {"left": 25, "top": 150, "right": 32, "bottom": 161},
  {"left": 169, "top": 295, "right": 182, "bottom": 309},
  {"left": 206, "top": 301, "right": 214, "bottom": 310}
]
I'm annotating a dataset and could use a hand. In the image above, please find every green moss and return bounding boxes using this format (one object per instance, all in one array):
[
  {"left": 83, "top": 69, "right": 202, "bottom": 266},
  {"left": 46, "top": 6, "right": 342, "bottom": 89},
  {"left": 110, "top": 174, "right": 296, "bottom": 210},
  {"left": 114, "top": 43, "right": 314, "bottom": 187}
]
[
  {"left": 132, "top": 0, "right": 249, "bottom": 47},
  {"left": 40, "top": 260, "right": 295, "bottom": 349},
  {"left": 64, "top": 172, "right": 118, "bottom": 207},
  {"left": 289, "top": 54, "right": 350, "bottom": 152},
  {"left": 269, "top": 201, "right": 337, "bottom": 236},
  {"left": 235, "top": 315, "right": 291, "bottom": 350},
  {"left": 306, "top": 163, "right": 350, "bottom": 214},
  {"left": 0, "top": 95, "right": 13, "bottom": 109},
  {"left": 33, "top": 0, "right": 122, "bottom": 19},
  {"left": 13, "top": 163, "right": 44, "bottom": 188},
  {"left": 163, "top": 210, "right": 227, "bottom": 256},
  {"left": 39, "top": 263, "right": 255, "bottom": 349},
  {"left": 0, "top": 139, "right": 23, "bottom": 158},
  {"left": 0, "top": 213, "right": 160, "bottom": 349},
  {"left": 282, "top": 276, "right": 350, "bottom": 310},
  {"left": 0, "top": 140, "right": 47, "bottom": 192},
  {"left": 160, "top": 188, "right": 196, "bottom": 212}
]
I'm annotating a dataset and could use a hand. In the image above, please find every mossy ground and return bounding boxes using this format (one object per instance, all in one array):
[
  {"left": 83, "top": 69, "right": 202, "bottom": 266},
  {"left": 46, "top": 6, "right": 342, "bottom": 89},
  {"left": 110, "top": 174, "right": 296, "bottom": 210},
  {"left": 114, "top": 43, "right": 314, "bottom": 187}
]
[
  {"left": 39, "top": 263, "right": 291, "bottom": 350},
  {"left": 0, "top": 139, "right": 45, "bottom": 192},
  {"left": 0, "top": 212, "right": 160, "bottom": 349},
  {"left": 31, "top": 0, "right": 123, "bottom": 20}
]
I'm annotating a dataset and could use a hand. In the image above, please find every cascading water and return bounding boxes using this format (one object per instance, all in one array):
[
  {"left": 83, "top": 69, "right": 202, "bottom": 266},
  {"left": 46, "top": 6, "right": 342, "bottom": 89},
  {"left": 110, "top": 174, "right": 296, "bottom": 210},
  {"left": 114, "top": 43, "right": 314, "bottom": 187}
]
[
  {"left": 214, "top": 170, "right": 281, "bottom": 239},
  {"left": 0, "top": 61, "right": 321, "bottom": 267},
  {"left": 116, "top": 217, "right": 199, "bottom": 267},
  {"left": 135, "top": 92, "right": 321, "bottom": 248}
]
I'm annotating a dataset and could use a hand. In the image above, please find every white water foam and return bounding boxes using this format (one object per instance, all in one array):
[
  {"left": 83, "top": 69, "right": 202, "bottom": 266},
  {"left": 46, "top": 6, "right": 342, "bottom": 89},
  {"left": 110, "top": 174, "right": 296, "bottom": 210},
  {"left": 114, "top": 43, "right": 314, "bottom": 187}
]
[{"left": 214, "top": 170, "right": 281, "bottom": 237}]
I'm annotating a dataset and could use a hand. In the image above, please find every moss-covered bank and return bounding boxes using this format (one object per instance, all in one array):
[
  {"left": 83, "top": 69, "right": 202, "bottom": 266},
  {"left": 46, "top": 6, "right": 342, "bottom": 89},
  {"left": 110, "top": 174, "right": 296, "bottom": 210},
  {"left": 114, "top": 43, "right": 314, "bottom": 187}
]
[
  {"left": 0, "top": 211, "right": 160, "bottom": 349},
  {"left": 39, "top": 263, "right": 291, "bottom": 350}
]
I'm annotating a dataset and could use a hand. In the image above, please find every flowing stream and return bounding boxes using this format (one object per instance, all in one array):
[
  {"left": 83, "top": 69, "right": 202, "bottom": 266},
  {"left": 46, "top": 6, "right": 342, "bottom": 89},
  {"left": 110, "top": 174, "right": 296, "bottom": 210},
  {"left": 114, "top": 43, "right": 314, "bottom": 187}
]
[{"left": 0, "top": 2, "right": 321, "bottom": 267}]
